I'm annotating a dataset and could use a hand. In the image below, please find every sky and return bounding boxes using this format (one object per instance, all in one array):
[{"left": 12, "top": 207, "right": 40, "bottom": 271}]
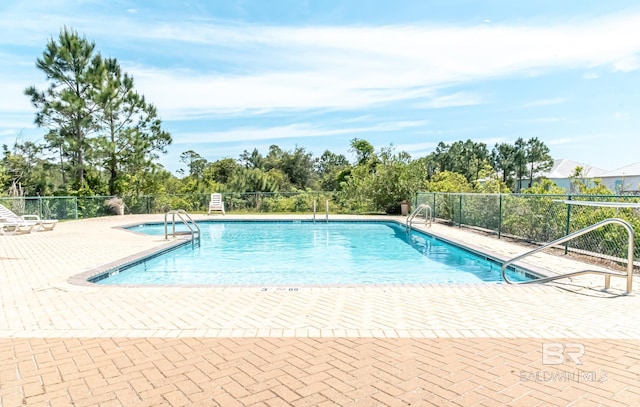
[{"left": 2, "top": 0, "right": 640, "bottom": 175}]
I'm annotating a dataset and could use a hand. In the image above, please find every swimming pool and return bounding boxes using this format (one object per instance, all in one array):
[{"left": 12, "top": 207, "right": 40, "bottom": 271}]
[{"left": 93, "top": 221, "right": 533, "bottom": 285}]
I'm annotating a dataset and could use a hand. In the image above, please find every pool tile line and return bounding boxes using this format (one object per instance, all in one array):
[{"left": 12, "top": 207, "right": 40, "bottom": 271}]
[{"left": 67, "top": 236, "right": 191, "bottom": 286}]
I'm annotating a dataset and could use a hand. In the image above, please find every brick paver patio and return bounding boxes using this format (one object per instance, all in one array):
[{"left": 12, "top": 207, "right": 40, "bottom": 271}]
[{"left": 1, "top": 215, "right": 639, "bottom": 406}]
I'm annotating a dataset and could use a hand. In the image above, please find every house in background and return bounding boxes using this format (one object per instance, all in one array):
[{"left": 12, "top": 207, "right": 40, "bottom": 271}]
[
  {"left": 541, "top": 159, "right": 608, "bottom": 193},
  {"left": 599, "top": 162, "right": 640, "bottom": 194}
]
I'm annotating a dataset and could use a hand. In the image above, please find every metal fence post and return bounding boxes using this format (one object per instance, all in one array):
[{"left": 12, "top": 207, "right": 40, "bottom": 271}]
[
  {"left": 74, "top": 197, "right": 79, "bottom": 219},
  {"left": 433, "top": 193, "right": 437, "bottom": 219},
  {"left": 498, "top": 194, "right": 503, "bottom": 239},
  {"left": 564, "top": 195, "right": 572, "bottom": 254},
  {"left": 458, "top": 194, "right": 463, "bottom": 227}
]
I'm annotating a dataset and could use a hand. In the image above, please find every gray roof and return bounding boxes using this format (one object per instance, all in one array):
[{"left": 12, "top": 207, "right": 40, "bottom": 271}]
[
  {"left": 544, "top": 159, "right": 608, "bottom": 179},
  {"left": 600, "top": 162, "right": 640, "bottom": 177}
]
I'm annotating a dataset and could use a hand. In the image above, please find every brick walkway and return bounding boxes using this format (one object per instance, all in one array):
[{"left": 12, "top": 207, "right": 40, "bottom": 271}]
[
  {"left": 1, "top": 215, "right": 639, "bottom": 406},
  {"left": 2, "top": 338, "right": 639, "bottom": 406}
]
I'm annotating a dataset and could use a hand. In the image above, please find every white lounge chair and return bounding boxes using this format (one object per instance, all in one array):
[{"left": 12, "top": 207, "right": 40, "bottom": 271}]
[
  {"left": 0, "top": 204, "right": 58, "bottom": 231},
  {"left": 207, "top": 193, "right": 225, "bottom": 215},
  {"left": 0, "top": 220, "right": 33, "bottom": 235}
]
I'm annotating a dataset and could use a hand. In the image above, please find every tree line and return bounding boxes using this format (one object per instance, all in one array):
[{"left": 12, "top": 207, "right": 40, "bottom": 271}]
[{"left": 1, "top": 27, "right": 557, "bottom": 213}]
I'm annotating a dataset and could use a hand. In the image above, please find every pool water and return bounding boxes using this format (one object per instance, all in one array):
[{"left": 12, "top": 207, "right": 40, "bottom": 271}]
[{"left": 97, "top": 221, "right": 533, "bottom": 285}]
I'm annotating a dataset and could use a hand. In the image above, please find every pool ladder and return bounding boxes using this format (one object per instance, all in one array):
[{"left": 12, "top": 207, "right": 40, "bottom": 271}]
[
  {"left": 313, "top": 199, "right": 329, "bottom": 223},
  {"left": 501, "top": 218, "right": 635, "bottom": 294},
  {"left": 406, "top": 204, "right": 432, "bottom": 232},
  {"left": 164, "top": 209, "right": 201, "bottom": 248}
]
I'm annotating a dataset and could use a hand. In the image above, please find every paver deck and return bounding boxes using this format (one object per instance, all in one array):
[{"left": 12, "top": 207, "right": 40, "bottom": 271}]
[{"left": 1, "top": 214, "right": 639, "bottom": 406}]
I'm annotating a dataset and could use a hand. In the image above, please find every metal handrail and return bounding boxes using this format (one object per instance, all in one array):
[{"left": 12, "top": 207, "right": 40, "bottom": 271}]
[
  {"left": 325, "top": 199, "right": 329, "bottom": 222},
  {"left": 406, "top": 204, "right": 432, "bottom": 232},
  {"left": 313, "top": 199, "right": 329, "bottom": 222},
  {"left": 164, "top": 209, "right": 201, "bottom": 248},
  {"left": 501, "top": 218, "right": 635, "bottom": 294}
]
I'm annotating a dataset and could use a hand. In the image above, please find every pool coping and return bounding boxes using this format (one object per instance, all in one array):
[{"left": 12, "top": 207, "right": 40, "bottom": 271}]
[{"left": 67, "top": 218, "right": 556, "bottom": 288}]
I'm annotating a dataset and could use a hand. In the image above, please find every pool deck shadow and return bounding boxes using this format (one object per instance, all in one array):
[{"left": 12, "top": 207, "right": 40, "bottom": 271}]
[{"left": 1, "top": 214, "right": 639, "bottom": 406}]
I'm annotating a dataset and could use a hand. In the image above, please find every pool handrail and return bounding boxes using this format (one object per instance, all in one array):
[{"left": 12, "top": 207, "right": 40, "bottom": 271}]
[
  {"left": 312, "top": 199, "right": 329, "bottom": 223},
  {"left": 325, "top": 199, "right": 329, "bottom": 222},
  {"left": 406, "top": 204, "right": 432, "bottom": 232},
  {"left": 501, "top": 218, "right": 635, "bottom": 294},
  {"left": 164, "top": 209, "right": 201, "bottom": 248}
]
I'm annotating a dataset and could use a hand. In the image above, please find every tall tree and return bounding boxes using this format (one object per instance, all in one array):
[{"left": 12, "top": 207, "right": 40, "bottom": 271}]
[
  {"left": 264, "top": 145, "right": 284, "bottom": 171},
  {"left": 513, "top": 138, "right": 528, "bottom": 192},
  {"left": 432, "top": 142, "right": 452, "bottom": 173},
  {"left": 239, "top": 148, "right": 264, "bottom": 169},
  {"left": 280, "top": 146, "right": 316, "bottom": 189},
  {"left": 315, "top": 150, "right": 350, "bottom": 190},
  {"left": 315, "top": 150, "right": 349, "bottom": 175},
  {"left": 205, "top": 158, "right": 239, "bottom": 184},
  {"left": 24, "top": 27, "right": 104, "bottom": 191},
  {"left": 525, "top": 137, "right": 554, "bottom": 188},
  {"left": 2, "top": 140, "right": 54, "bottom": 195},
  {"left": 491, "top": 142, "right": 517, "bottom": 185},
  {"left": 464, "top": 140, "right": 489, "bottom": 182},
  {"left": 179, "top": 150, "right": 207, "bottom": 180},
  {"left": 93, "top": 57, "right": 171, "bottom": 195},
  {"left": 349, "top": 138, "right": 375, "bottom": 165}
]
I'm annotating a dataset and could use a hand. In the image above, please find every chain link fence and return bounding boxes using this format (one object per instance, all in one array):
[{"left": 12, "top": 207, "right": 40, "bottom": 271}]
[
  {"left": 3, "top": 191, "right": 638, "bottom": 273},
  {"left": 416, "top": 192, "right": 640, "bottom": 273},
  {"left": 0, "top": 191, "right": 379, "bottom": 220}
]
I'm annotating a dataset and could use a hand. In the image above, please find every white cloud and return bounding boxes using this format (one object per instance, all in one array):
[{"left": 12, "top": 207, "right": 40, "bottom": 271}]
[
  {"left": 521, "top": 98, "right": 567, "bottom": 108},
  {"left": 613, "top": 56, "right": 640, "bottom": 72},
  {"left": 395, "top": 141, "right": 439, "bottom": 151},
  {"left": 413, "top": 92, "right": 486, "bottom": 109},
  {"left": 545, "top": 137, "right": 581, "bottom": 146},
  {"left": 0, "top": 129, "right": 21, "bottom": 137},
  {"left": 171, "top": 120, "right": 428, "bottom": 144},
  {"left": 508, "top": 117, "right": 565, "bottom": 124},
  {"left": 3, "top": 6, "right": 640, "bottom": 122},
  {"left": 583, "top": 72, "right": 599, "bottom": 79},
  {"left": 534, "top": 117, "right": 564, "bottom": 123}
]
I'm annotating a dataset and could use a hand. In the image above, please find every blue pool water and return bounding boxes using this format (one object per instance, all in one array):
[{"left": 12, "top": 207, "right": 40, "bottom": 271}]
[{"left": 95, "top": 221, "right": 533, "bottom": 285}]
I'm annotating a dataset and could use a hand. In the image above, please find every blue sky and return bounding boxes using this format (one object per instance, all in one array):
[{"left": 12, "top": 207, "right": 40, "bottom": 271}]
[{"left": 2, "top": 0, "right": 640, "bottom": 174}]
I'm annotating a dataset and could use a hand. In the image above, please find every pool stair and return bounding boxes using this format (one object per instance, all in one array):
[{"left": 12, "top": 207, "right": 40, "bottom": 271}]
[{"left": 164, "top": 209, "right": 201, "bottom": 248}]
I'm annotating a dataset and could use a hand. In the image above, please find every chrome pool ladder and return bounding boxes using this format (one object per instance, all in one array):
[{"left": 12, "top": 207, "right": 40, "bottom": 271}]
[
  {"left": 406, "top": 204, "right": 432, "bottom": 232},
  {"left": 164, "top": 209, "right": 201, "bottom": 248},
  {"left": 501, "top": 218, "right": 635, "bottom": 294},
  {"left": 313, "top": 199, "right": 329, "bottom": 223}
]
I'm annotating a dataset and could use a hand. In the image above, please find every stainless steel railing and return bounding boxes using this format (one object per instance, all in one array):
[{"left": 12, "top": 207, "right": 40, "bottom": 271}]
[
  {"left": 501, "top": 218, "right": 635, "bottom": 294},
  {"left": 164, "top": 209, "right": 201, "bottom": 248},
  {"left": 406, "top": 204, "right": 432, "bottom": 232},
  {"left": 313, "top": 199, "right": 329, "bottom": 223}
]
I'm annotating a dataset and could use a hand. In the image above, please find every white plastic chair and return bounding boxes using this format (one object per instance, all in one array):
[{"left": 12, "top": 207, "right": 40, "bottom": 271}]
[{"left": 207, "top": 193, "right": 225, "bottom": 215}]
